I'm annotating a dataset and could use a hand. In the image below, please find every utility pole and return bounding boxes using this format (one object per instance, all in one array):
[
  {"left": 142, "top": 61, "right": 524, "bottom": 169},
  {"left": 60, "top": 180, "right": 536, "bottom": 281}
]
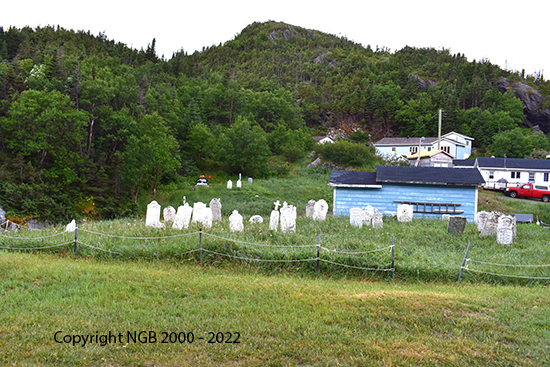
[{"left": 437, "top": 109, "right": 442, "bottom": 151}]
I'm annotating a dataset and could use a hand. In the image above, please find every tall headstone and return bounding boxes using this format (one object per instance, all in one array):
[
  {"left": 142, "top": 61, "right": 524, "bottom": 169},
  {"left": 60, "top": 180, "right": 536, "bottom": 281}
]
[
  {"left": 163, "top": 206, "right": 176, "bottom": 224},
  {"left": 497, "top": 215, "right": 515, "bottom": 245},
  {"left": 312, "top": 199, "right": 328, "bottom": 221},
  {"left": 173, "top": 203, "right": 193, "bottom": 230},
  {"left": 229, "top": 210, "right": 244, "bottom": 233},
  {"left": 350, "top": 208, "right": 363, "bottom": 228},
  {"left": 372, "top": 210, "right": 383, "bottom": 229},
  {"left": 280, "top": 202, "right": 297, "bottom": 233},
  {"left": 227, "top": 180, "right": 233, "bottom": 189},
  {"left": 209, "top": 198, "right": 222, "bottom": 221},
  {"left": 447, "top": 216, "right": 467, "bottom": 235},
  {"left": 476, "top": 211, "right": 490, "bottom": 232},
  {"left": 146, "top": 201, "right": 164, "bottom": 228},
  {"left": 362, "top": 206, "right": 374, "bottom": 226},
  {"left": 397, "top": 204, "right": 413, "bottom": 223},
  {"left": 305, "top": 200, "right": 316, "bottom": 218},
  {"left": 480, "top": 211, "right": 502, "bottom": 237},
  {"left": 236, "top": 173, "right": 242, "bottom": 189},
  {"left": 269, "top": 200, "right": 281, "bottom": 231},
  {"left": 191, "top": 202, "right": 207, "bottom": 225}
]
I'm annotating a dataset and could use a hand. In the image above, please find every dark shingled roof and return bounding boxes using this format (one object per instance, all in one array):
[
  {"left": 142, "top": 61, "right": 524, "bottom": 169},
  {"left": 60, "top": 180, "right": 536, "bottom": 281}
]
[
  {"left": 376, "top": 166, "right": 484, "bottom": 185},
  {"left": 374, "top": 137, "right": 438, "bottom": 146},
  {"left": 453, "top": 159, "right": 476, "bottom": 167},
  {"left": 330, "top": 166, "right": 485, "bottom": 187},
  {"left": 476, "top": 157, "right": 550, "bottom": 170}
]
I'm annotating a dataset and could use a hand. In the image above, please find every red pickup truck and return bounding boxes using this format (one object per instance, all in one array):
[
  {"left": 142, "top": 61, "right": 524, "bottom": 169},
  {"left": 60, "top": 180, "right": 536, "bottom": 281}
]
[{"left": 504, "top": 183, "right": 550, "bottom": 202}]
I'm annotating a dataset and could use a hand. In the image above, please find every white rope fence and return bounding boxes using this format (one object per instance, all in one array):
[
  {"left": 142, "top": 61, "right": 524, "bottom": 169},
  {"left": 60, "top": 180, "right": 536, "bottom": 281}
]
[{"left": 458, "top": 242, "right": 550, "bottom": 281}]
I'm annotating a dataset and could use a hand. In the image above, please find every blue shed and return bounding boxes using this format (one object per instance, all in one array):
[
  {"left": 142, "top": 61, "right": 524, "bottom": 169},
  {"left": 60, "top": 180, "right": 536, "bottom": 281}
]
[{"left": 329, "top": 166, "right": 485, "bottom": 222}]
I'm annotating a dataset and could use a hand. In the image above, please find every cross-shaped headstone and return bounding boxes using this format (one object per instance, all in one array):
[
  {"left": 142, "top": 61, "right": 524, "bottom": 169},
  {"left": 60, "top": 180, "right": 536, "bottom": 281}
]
[{"left": 273, "top": 200, "right": 281, "bottom": 211}]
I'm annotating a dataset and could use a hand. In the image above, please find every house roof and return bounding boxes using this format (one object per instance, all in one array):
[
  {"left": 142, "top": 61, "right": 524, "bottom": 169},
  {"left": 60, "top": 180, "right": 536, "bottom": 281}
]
[
  {"left": 374, "top": 137, "right": 438, "bottom": 146},
  {"left": 407, "top": 150, "right": 453, "bottom": 159},
  {"left": 453, "top": 159, "right": 476, "bottom": 167},
  {"left": 330, "top": 166, "right": 485, "bottom": 187},
  {"left": 476, "top": 157, "right": 550, "bottom": 170},
  {"left": 442, "top": 132, "right": 475, "bottom": 141}
]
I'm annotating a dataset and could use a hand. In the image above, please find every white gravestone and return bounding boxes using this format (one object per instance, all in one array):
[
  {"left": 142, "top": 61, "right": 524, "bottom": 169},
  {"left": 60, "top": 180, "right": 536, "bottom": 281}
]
[
  {"left": 480, "top": 211, "right": 502, "bottom": 237},
  {"left": 312, "top": 199, "right": 328, "bottom": 221},
  {"left": 497, "top": 215, "right": 515, "bottom": 245},
  {"left": 280, "top": 202, "right": 297, "bottom": 233},
  {"left": 305, "top": 200, "right": 316, "bottom": 218},
  {"left": 249, "top": 215, "right": 263, "bottom": 224},
  {"left": 229, "top": 210, "right": 244, "bottom": 233},
  {"left": 372, "top": 210, "right": 383, "bottom": 229},
  {"left": 146, "top": 201, "right": 164, "bottom": 228},
  {"left": 209, "top": 198, "right": 222, "bottom": 221},
  {"left": 163, "top": 206, "right": 176, "bottom": 224},
  {"left": 236, "top": 173, "right": 242, "bottom": 188},
  {"left": 248, "top": 177, "right": 253, "bottom": 184},
  {"left": 173, "top": 204, "right": 193, "bottom": 230},
  {"left": 397, "top": 204, "right": 413, "bottom": 223},
  {"left": 191, "top": 202, "right": 207, "bottom": 225},
  {"left": 65, "top": 219, "right": 76, "bottom": 232},
  {"left": 269, "top": 200, "right": 281, "bottom": 231},
  {"left": 350, "top": 208, "right": 363, "bottom": 228},
  {"left": 362, "top": 206, "right": 374, "bottom": 226},
  {"left": 476, "top": 211, "right": 490, "bottom": 232},
  {"left": 442, "top": 214, "right": 451, "bottom": 221},
  {"left": 227, "top": 180, "right": 233, "bottom": 189}
]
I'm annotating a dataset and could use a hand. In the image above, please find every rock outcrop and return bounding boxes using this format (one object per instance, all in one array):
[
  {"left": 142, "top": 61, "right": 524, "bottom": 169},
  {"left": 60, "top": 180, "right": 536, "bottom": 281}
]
[{"left": 496, "top": 77, "right": 550, "bottom": 133}]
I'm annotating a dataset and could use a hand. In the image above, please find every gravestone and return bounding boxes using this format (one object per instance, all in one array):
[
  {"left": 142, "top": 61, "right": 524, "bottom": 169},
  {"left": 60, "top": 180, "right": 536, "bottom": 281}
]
[
  {"left": 209, "top": 198, "right": 222, "bottom": 221},
  {"left": 476, "top": 211, "right": 490, "bottom": 232},
  {"left": 312, "top": 199, "right": 328, "bottom": 221},
  {"left": 480, "top": 211, "right": 502, "bottom": 237},
  {"left": 447, "top": 216, "right": 467, "bottom": 235},
  {"left": 372, "top": 210, "right": 383, "bottom": 229},
  {"left": 362, "top": 206, "right": 374, "bottom": 226},
  {"left": 305, "top": 200, "right": 316, "bottom": 218},
  {"left": 0, "top": 207, "right": 5, "bottom": 225},
  {"left": 173, "top": 203, "right": 193, "bottom": 230},
  {"left": 269, "top": 201, "right": 281, "bottom": 231},
  {"left": 280, "top": 202, "right": 297, "bottom": 233},
  {"left": 249, "top": 215, "right": 263, "bottom": 224},
  {"left": 163, "top": 206, "right": 176, "bottom": 224},
  {"left": 191, "top": 202, "right": 207, "bottom": 225},
  {"left": 65, "top": 219, "right": 76, "bottom": 232},
  {"left": 203, "top": 208, "right": 213, "bottom": 228},
  {"left": 146, "top": 201, "right": 164, "bottom": 228},
  {"left": 236, "top": 173, "right": 242, "bottom": 188},
  {"left": 441, "top": 214, "right": 451, "bottom": 221},
  {"left": 229, "top": 210, "right": 244, "bottom": 233},
  {"left": 350, "top": 208, "right": 363, "bottom": 228},
  {"left": 397, "top": 204, "right": 413, "bottom": 223},
  {"left": 248, "top": 177, "right": 253, "bottom": 184},
  {"left": 497, "top": 215, "right": 515, "bottom": 245},
  {"left": 227, "top": 180, "right": 233, "bottom": 189}
]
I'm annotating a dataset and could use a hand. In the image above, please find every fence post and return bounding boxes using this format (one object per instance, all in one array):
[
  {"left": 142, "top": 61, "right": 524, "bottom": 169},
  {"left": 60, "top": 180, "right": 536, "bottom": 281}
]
[
  {"left": 458, "top": 241, "right": 471, "bottom": 282},
  {"left": 391, "top": 237, "right": 395, "bottom": 280},
  {"left": 316, "top": 233, "right": 321, "bottom": 276},
  {"left": 73, "top": 221, "right": 78, "bottom": 254},
  {"left": 199, "top": 228, "right": 203, "bottom": 264}
]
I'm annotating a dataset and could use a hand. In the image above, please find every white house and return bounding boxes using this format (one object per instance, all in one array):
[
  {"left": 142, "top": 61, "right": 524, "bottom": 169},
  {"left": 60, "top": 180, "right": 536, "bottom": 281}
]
[
  {"left": 374, "top": 132, "right": 473, "bottom": 160},
  {"left": 407, "top": 150, "right": 454, "bottom": 167},
  {"left": 454, "top": 157, "right": 550, "bottom": 190},
  {"left": 313, "top": 136, "right": 334, "bottom": 145}
]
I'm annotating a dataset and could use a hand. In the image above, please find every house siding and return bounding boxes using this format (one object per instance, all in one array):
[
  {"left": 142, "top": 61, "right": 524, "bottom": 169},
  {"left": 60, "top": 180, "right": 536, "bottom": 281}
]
[{"left": 333, "top": 183, "right": 478, "bottom": 222}]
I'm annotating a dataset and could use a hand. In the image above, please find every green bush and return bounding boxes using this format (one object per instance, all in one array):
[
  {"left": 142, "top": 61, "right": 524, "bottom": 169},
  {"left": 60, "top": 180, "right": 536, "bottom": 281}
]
[{"left": 317, "top": 140, "right": 377, "bottom": 168}]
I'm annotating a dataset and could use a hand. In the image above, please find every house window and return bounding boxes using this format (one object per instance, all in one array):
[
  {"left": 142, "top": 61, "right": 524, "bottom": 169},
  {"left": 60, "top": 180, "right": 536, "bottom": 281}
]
[
  {"left": 410, "top": 146, "right": 418, "bottom": 153},
  {"left": 529, "top": 172, "right": 535, "bottom": 183},
  {"left": 391, "top": 147, "right": 396, "bottom": 152},
  {"left": 544, "top": 173, "right": 549, "bottom": 182},
  {"left": 441, "top": 146, "right": 450, "bottom": 154},
  {"left": 427, "top": 147, "right": 432, "bottom": 151},
  {"left": 511, "top": 171, "right": 521, "bottom": 179},
  {"left": 489, "top": 171, "right": 494, "bottom": 180}
]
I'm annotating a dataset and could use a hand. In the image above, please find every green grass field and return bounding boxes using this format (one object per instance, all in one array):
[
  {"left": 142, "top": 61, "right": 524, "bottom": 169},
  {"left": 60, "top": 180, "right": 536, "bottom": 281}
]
[
  {"left": 1, "top": 251, "right": 549, "bottom": 366},
  {"left": 1, "top": 167, "right": 550, "bottom": 365}
]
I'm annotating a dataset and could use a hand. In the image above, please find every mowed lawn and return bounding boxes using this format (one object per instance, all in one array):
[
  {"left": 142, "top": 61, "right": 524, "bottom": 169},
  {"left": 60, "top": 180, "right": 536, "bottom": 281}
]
[{"left": 1, "top": 251, "right": 549, "bottom": 367}]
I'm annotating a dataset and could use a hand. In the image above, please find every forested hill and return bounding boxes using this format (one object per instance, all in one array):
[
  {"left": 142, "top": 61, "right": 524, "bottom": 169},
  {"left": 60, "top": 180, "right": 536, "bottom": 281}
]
[{"left": 1, "top": 21, "right": 549, "bottom": 221}]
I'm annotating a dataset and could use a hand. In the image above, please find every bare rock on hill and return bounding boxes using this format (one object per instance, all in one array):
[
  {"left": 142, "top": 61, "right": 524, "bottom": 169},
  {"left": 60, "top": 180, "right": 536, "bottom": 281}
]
[{"left": 496, "top": 77, "right": 550, "bottom": 133}]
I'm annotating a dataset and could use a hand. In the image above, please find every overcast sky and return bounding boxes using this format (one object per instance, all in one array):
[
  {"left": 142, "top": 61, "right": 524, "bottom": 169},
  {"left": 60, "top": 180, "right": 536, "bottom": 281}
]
[{"left": 2, "top": 0, "right": 548, "bottom": 78}]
